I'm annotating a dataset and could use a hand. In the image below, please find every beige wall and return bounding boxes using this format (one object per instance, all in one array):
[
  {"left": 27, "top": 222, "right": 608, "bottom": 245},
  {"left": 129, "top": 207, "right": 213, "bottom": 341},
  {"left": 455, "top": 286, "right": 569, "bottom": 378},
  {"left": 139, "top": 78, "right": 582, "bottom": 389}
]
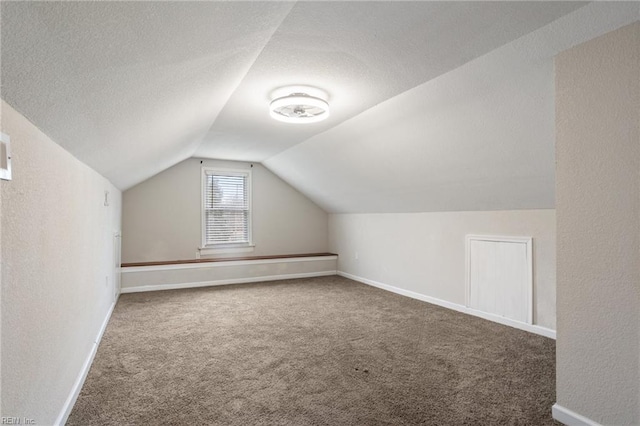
[
  {"left": 122, "top": 158, "right": 328, "bottom": 263},
  {"left": 329, "top": 210, "right": 556, "bottom": 330},
  {"left": 0, "top": 115, "right": 3, "bottom": 412},
  {"left": 0, "top": 101, "right": 122, "bottom": 424},
  {"left": 555, "top": 22, "right": 640, "bottom": 424}
]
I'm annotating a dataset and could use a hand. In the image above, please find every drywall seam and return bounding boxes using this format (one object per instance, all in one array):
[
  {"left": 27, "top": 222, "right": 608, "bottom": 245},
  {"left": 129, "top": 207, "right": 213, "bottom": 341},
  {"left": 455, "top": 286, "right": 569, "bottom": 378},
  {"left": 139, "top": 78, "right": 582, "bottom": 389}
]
[
  {"left": 338, "top": 271, "right": 556, "bottom": 339},
  {"left": 552, "top": 404, "right": 603, "bottom": 426},
  {"left": 54, "top": 300, "right": 117, "bottom": 426},
  {"left": 121, "top": 271, "right": 337, "bottom": 294}
]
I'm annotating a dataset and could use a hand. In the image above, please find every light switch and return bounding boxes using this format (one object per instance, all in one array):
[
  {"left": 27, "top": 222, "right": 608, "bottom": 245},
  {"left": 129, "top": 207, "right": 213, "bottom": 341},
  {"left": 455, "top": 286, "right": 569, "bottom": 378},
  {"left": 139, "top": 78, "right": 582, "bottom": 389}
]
[{"left": 0, "top": 132, "right": 11, "bottom": 181}]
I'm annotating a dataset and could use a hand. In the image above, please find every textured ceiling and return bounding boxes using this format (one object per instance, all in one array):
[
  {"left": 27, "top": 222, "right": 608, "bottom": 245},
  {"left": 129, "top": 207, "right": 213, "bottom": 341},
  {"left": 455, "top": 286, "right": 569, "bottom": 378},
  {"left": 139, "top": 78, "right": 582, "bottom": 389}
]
[
  {"left": 1, "top": 1, "right": 586, "bottom": 192},
  {"left": 4, "top": 2, "right": 635, "bottom": 213},
  {"left": 264, "top": 2, "right": 640, "bottom": 213},
  {"left": 0, "top": 1, "right": 295, "bottom": 188},
  {"left": 195, "top": 1, "right": 586, "bottom": 161}
]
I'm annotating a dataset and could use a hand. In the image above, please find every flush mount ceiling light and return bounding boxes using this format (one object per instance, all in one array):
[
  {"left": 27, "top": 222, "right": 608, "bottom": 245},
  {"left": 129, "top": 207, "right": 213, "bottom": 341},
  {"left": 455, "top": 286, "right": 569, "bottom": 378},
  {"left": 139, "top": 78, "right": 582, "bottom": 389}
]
[{"left": 269, "top": 92, "right": 330, "bottom": 124}]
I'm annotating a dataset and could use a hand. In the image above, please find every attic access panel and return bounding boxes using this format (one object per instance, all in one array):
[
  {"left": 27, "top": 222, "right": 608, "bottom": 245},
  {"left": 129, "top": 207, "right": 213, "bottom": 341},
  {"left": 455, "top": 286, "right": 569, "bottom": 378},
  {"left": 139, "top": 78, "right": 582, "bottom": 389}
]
[{"left": 466, "top": 235, "right": 533, "bottom": 324}]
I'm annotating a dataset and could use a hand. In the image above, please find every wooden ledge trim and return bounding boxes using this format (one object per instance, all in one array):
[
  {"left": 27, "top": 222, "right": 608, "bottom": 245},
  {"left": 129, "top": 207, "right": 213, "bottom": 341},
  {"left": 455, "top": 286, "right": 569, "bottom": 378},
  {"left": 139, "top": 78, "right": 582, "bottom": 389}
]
[{"left": 121, "top": 252, "right": 338, "bottom": 268}]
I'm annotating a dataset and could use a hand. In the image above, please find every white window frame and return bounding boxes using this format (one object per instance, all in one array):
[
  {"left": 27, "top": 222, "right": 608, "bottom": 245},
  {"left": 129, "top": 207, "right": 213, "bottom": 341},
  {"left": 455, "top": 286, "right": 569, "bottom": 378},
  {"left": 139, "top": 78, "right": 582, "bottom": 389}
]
[{"left": 200, "top": 167, "right": 254, "bottom": 256}]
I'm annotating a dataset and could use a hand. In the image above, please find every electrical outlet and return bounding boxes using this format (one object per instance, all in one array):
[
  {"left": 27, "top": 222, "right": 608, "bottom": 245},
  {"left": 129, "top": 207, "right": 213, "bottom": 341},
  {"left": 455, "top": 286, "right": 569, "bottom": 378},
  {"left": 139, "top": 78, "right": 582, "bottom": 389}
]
[
  {"left": 105, "top": 276, "right": 109, "bottom": 287},
  {"left": 355, "top": 251, "right": 359, "bottom": 260}
]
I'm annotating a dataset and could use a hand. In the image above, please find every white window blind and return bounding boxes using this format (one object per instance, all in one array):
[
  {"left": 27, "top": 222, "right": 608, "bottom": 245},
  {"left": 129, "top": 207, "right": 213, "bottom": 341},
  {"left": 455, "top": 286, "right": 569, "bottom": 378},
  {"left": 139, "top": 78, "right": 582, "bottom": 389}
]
[{"left": 203, "top": 169, "right": 251, "bottom": 246}]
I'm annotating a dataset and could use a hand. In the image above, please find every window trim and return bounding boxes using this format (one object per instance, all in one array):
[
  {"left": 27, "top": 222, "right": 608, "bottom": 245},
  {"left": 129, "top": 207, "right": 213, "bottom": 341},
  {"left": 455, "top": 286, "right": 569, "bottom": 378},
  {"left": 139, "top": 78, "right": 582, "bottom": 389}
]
[{"left": 200, "top": 167, "right": 253, "bottom": 253}]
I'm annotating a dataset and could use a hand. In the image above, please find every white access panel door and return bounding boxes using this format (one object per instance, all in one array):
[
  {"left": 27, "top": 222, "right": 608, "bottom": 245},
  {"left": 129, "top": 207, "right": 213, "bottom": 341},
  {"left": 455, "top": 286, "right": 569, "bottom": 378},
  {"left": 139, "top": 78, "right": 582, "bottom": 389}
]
[{"left": 466, "top": 236, "right": 532, "bottom": 324}]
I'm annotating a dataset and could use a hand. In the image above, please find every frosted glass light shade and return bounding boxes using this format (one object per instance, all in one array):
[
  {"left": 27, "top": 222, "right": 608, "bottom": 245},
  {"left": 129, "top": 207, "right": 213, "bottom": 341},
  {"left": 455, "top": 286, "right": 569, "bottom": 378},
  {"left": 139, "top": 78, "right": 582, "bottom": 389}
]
[{"left": 269, "top": 94, "right": 330, "bottom": 124}]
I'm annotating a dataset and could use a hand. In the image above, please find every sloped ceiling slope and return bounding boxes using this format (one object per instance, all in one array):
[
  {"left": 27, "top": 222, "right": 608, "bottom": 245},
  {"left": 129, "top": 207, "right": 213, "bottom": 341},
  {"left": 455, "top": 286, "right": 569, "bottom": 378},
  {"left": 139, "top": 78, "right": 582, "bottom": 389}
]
[
  {"left": 264, "top": 2, "right": 640, "bottom": 213},
  {"left": 1, "top": 1, "right": 585, "bottom": 192},
  {"left": 0, "top": 1, "right": 295, "bottom": 188},
  {"left": 195, "top": 1, "right": 585, "bottom": 161}
]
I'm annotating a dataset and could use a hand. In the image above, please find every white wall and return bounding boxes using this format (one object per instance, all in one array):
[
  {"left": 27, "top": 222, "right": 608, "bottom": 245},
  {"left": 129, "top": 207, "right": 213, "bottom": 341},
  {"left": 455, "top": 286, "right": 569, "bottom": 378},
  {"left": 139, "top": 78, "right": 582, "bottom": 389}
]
[
  {"left": 555, "top": 22, "right": 639, "bottom": 425},
  {"left": 329, "top": 210, "right": 556, "bottom": 330},
  {"left": 0, "top": 101, "right": 122, "bottom": 425},
  {"left": 122, "top": 158, "right": 328, "bottom": 263},
  {"left": 121, "top": 257, "right": 337, "bottom": 293}
]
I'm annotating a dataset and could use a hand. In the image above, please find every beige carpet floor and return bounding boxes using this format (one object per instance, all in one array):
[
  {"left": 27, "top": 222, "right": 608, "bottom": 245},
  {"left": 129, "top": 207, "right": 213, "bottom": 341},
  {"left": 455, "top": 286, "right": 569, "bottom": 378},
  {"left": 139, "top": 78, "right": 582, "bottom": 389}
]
[{"left": 68, "top": 275, "right": 556, "bottom": 425}]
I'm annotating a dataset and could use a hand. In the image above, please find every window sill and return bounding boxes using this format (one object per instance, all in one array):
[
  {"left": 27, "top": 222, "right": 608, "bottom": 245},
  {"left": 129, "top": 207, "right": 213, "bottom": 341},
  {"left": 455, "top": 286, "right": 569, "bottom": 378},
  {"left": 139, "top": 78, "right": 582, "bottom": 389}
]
[{"left": 198, "top": 244, "right": 255, "bottom": 257}]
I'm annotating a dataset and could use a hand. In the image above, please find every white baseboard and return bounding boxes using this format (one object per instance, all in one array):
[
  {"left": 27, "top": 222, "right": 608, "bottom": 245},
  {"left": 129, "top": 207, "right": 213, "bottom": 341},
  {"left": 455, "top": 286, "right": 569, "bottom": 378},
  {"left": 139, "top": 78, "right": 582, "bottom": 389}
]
[
  {"left": 55, "top": 300, "right": 117, "bottom": 426},
  {"left": 552, "top": 404, "right": 602, "bottom": 426},
  {"left": 121, "top": 270, "right": 337, "bottom": 294},
  {"left": 338, "top": 271, "right": 556, "bottom": 339}
]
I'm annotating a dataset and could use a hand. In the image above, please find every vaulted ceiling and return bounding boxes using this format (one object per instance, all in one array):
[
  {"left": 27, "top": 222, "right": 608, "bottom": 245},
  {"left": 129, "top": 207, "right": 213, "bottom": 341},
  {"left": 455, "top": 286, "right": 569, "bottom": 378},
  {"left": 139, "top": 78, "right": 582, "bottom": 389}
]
[{"left": 2, "top": 2, "right": 638, "bottom": 212}]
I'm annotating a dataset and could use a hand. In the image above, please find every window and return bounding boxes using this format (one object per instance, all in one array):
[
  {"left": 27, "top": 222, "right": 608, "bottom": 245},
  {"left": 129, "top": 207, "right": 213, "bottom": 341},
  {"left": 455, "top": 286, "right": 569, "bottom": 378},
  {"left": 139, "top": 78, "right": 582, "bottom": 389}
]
[{"left": 202, "top": 168, "right": 252, "bottom": 249}]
